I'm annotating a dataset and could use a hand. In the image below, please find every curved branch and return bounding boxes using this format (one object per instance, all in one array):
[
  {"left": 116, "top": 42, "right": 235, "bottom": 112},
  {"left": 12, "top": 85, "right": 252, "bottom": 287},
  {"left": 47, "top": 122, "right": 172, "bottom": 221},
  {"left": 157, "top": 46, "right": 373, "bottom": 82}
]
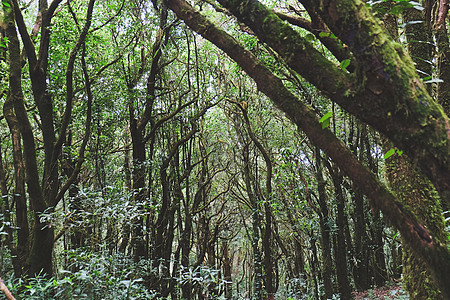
[
  {"left": 54, "top": 43, "right": 93, "bottom": 206},
  {"left": 0, "top": 278, "right": 15, "bottom": 300},
  {"left": 90, "top": 0, "right": 126, "bottom": 33},
  {"left": 12, "top": 0, "right": 37, "bottom": 68},
  {"left": 54, "top": 0, "right": 95, "bottom": 160},
  {"left": 220, "top": 0, "right": 450, "bottom": 214}
]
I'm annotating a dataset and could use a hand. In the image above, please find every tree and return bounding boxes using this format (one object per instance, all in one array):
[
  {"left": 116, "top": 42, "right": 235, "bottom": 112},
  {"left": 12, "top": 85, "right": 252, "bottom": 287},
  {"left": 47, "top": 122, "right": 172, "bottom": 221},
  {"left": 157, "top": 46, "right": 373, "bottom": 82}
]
[{"left": 3, "top": 0, "right": 95, "bottom": 277}]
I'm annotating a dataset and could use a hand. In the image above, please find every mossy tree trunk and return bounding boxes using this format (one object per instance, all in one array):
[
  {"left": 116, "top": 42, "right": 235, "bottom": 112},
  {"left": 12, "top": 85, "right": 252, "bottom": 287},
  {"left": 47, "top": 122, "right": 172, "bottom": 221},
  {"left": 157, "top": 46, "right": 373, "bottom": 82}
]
[
  {"left": 381, "top": 5, "right": 447, "bottom": 298},
  {"left": 218, "top": 0, "right": 450, "bottom": 209},
  {"left": 434, "top": 0, "right": 450, "bottom": 210},
  {"left": 385, "top": 154, "right": 446, "bottom": 299}
]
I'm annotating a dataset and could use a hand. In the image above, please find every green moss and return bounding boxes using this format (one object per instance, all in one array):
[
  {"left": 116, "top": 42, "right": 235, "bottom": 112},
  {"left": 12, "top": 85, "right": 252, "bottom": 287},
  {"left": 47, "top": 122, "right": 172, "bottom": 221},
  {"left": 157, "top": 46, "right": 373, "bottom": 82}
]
[{"left": 385, "top": 153, "right": 445, "bottom": 300}]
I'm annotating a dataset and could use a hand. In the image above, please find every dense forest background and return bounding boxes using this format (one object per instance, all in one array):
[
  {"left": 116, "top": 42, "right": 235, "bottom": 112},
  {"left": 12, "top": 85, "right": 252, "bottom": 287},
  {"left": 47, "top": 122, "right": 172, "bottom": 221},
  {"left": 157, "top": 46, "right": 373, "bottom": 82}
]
[{"left": 0, "top": 0, "right": 449, "bottom": 299}]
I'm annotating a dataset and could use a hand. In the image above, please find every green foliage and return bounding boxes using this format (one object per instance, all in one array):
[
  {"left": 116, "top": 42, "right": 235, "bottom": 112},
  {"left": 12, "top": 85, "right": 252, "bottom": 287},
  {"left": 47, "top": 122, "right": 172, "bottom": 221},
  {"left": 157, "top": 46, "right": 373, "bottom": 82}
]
[
  {"left": 319, "top": 111, "right": 333, "bottom": 129},
  {"left": 0, "top": 0, "right": 447, "bottom": 298},
  {"left": 340, "top": 59, "right": 350, "bottom": 72},
  {"left": 1, "top": 0, "right": 10, "bottom": 8},
  {"left": 0, "top": 37, "right": 9, "bottom": 48},
  {"left": 318, "top": 32, "right": 337, "bottom": 39},
  {"left": 384, "top": 148, "right": 403, "bottom": 159},
  {"left": 176, "top": 265, "right": 225, "bottom": 297},
  {"left": 6, "top": 251, "right": 159, "bottom": 299},
  {"left": 389, "top": 1, "right": 423, "bottom": 15},
  {"left": 367, "top": 0, "right": 423, "bottom": 14}
]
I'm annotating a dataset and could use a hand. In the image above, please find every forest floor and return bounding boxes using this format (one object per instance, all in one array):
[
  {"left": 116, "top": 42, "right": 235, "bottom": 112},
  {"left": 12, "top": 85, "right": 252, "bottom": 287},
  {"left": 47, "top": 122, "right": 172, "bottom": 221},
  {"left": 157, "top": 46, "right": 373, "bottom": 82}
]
[{"left": 352, "top": 282, "right": 409, "bottom": 299}]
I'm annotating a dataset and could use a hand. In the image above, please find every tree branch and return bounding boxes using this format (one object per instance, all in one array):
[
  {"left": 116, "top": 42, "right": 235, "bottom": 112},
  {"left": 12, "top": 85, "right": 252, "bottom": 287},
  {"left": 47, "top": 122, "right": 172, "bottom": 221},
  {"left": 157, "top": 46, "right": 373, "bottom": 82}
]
[{"left": 0, "top": 278, "right": 15, "bottom": 300}]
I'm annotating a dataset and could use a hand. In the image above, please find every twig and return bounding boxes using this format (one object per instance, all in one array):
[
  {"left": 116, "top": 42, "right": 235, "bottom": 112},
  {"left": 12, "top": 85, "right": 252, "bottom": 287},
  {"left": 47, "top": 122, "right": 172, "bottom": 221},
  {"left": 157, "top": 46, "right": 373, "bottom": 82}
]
[{"left": 0, "top": 277, "right": 16, "bottom": 300}]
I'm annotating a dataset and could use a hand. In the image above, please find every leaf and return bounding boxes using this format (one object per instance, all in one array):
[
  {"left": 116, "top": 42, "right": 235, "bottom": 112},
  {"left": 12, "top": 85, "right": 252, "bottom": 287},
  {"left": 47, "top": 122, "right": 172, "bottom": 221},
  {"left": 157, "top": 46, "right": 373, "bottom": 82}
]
[
  {"left": 319, "top": 111, "right": 333, "bottom": 129},
  {"left": 389, "top": 2, "right": 414, "bottom": 15},
  {"left": 2, "top": 1, "right": 11, "bottom": 7},
  {"left": 321, "top": 118, "right": 331, "bottom": 129},
  {"left": 384, "top": 148, "right": 396, "bottom": 159},
  {"left": 319, "top": 111, "right": 333, "bottom": 123},
  {"left": 340, "top": 59, "right": 351, "bottom": 71},
  {"left": 305, "top": 33, "right": 315, "bottom": 42},
  {"left": 319, "top": 32, "right": 330, "bottom": 38},
  {"left": 396, "top": 149, "right": 403, "bottom": 156},
  {"left": 392, "top": 231, "right": 399, "bottom": 241},
  {"left": 399, "top": 20, "right": 423, "bottom": 28},
  {"left": 424, "top": 78, "right": 444, "bottom": 84}
]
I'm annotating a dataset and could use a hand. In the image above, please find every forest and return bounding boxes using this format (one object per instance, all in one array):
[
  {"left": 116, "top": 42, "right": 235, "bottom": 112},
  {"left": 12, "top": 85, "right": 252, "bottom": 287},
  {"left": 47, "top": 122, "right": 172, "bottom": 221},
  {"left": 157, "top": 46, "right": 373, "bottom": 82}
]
[{"left": 0, "top": 0, "right": 449, "bottom": 299}]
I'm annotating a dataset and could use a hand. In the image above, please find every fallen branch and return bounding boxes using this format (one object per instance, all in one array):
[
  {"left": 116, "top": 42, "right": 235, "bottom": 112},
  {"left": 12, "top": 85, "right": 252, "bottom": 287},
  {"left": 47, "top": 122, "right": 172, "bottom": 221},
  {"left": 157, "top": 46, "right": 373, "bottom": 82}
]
[{"left": 0, "top": 277, "right": 16, "bottom": 300}]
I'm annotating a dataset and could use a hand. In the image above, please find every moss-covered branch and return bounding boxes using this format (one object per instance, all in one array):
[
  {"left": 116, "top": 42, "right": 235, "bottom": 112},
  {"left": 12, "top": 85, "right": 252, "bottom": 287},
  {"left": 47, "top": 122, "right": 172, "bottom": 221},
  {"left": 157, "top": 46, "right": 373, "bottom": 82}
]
[{"left": 219, "top": 0, "right": 450, "bottom": 209}]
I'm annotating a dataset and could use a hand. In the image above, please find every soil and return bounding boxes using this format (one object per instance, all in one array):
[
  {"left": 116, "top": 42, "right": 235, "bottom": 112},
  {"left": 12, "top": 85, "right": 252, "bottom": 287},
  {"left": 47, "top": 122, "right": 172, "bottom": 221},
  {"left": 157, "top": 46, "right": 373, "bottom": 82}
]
[{"left": 352, "top": 283, "right": 408, "bottom": 299}]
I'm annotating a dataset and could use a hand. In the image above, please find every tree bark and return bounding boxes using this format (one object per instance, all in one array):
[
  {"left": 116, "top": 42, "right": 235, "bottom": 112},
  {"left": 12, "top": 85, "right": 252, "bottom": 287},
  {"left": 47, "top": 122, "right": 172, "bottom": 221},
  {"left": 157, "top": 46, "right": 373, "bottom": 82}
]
[
  {"left": 385, "top": 154, "right": 446, "bottom": 299},
  {"left": 329, "top": 169, "right": 352, "bottom": 299},
  {"left": 3, "top": 92, "right": 29, "bottom": 277},
  {"left": 435, "top": 0, "right": 450, "bottom": 115},
  {"left": 314, "top": 148, "right": 334, "bottom": 299}
]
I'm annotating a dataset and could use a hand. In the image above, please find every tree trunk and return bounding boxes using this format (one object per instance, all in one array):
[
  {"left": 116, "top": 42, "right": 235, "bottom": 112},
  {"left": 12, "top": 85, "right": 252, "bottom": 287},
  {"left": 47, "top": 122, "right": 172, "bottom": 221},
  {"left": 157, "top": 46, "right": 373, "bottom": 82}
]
[
  {"left": 372, "top": 210, "right": 388, "bottom": 286},
  {"left": 222, "top": 241, "right": 233, "bottom": 299},
  {"left": 352, "top": 187, "right": 369, "bottom": 290},
  {"left": 129, "top": 118, "right": 147, "bottom": 260},
  {"left": 314, "top": 149, "right": 334, "bottom": 299},
  {"left": 330, "top": 170, "right": 352, "bottom": 299},
  {"left": 435, "top": 0, "right": 450, "bottom": 115},
  {"left": 0, "top": 146, "right": 13, "bottom": 254},
  {"left": 3, "top": 94, "right": 29, "bottom": 276},
  {"left": 385, "top": 154, "right": 445, "bottom": 299}
]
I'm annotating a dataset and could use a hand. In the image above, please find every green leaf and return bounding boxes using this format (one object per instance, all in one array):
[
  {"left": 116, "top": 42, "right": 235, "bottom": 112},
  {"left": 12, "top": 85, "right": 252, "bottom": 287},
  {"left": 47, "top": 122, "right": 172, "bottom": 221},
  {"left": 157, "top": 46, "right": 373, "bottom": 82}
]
[
  {"left": 384, "top": 148, "right": 396, "bottom": 159},
  {"left": 319, "top": 111, "right": 332, "bottom": 123},
  {"left": 2, "top": 1, "right": 11, "bottom": 7},
  {"left": 305, "top": 33, "right": 315, "bottom": 42},
  {"left": 340, "top": 59, "right": 351, "bottom": 71},
  {"left": 319, "top": 111, "right": 333, "bottom": 129},
  {"left": 321, "top": 118, "right": 331, "bottom": 129},
  {"left": 392, "top": 231, "right": 399, "bottom": 242},
  {"left": 396, "top": 149, "right": 403, "bottom": 156},
  {"left": 319, "top": 32, "right": 330, "bottom": 38}
]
